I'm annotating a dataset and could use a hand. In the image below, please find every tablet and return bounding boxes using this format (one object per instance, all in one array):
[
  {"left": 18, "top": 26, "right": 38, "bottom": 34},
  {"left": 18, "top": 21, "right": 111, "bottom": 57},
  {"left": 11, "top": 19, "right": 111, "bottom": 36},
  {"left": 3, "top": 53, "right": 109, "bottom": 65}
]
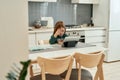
[
  {"left": 63, "top": 36, "right": 80, "bottom": 42},
  {"left": 62, "top": 37, "right": 79, "bottom": 47}
]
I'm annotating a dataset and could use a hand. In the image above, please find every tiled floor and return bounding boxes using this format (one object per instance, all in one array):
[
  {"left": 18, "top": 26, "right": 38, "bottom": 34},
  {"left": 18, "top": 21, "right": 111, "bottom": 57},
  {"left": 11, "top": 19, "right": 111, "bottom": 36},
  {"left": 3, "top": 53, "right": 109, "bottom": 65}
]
[
  {"left": 103, "top": 61, "right": 120, "bottom": 80},
  {"left": 88, "top": 61, "right": 120, "bottom": 80}
]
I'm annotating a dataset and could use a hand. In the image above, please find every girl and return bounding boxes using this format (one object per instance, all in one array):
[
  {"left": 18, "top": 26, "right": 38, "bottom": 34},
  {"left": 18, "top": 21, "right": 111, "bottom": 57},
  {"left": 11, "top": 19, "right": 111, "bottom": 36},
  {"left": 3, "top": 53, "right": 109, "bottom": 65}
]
[{"left": 49, "top": 21, "right": 67, "bottom": 45}]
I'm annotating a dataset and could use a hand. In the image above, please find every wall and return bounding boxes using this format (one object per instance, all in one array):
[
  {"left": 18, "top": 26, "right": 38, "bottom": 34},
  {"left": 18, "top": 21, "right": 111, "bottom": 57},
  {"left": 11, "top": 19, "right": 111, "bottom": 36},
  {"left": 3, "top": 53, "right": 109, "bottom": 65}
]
[
  {"left": 28, "top": 0, "right": 92, "bottom": 26},
  {"left": 93, "top": 0, "right": 109, "bottom": 27},
  {"left": 0, "top": 0, "right": 28, "bottom": 79}
]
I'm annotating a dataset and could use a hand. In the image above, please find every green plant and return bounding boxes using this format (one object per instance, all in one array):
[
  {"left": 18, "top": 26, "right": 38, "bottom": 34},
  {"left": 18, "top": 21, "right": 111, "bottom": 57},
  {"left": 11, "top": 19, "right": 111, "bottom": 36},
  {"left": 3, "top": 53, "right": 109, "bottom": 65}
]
[{"left": 6, "top": 60, "right": 31, "bottom": 80}]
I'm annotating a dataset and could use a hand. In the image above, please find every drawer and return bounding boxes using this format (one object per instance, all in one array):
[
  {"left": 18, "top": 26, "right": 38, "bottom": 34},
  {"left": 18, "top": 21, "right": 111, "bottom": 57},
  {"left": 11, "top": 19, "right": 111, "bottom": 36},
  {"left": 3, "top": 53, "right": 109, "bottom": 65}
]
[
  {"left": 85, "top": 30, "right": 105, "bottom": 36},
  {"left": 85, "top": 36, "right": 105, "bottom": 43},
  {"left": 91, "top": 42, "right": 105, "bottom": 47}
]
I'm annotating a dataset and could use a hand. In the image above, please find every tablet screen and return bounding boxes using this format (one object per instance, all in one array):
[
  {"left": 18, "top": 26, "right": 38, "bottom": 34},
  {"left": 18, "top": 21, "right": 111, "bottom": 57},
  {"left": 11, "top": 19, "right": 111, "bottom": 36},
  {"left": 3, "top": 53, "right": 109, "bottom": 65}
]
[{"left": 62, "top": 37, "right": 79, "bottom": 47}]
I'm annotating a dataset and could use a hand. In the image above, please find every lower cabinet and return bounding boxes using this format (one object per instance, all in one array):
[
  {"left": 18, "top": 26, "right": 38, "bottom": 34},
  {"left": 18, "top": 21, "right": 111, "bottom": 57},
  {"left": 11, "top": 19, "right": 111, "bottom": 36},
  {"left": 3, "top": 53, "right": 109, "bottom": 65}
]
[
  {"left": 85, "top": 36, "right": 105, "bottom": 43},
  {"left": 28, "top": 29, "right": 106, "bottom": 47},
  {"left": 84, "top": 29, "right": 106, "bottom": 47},
  {"left": 28, "top": 33, "right": 36, "bottom": 47},
  {"left": 28, "top": 31, "right": 53, "bottom": 47},
  {"left": 36, "top": 32, "right": 52, "bottom": 45}
]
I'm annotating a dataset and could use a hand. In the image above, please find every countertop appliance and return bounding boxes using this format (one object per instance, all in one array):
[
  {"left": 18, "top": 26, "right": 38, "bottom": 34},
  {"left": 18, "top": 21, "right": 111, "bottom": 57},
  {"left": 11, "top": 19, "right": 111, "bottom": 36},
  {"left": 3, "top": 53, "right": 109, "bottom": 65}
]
[
  {"left": 105, "top": 0, "right": 120, "bottom": 62},
  {"left": 41, "top": 17, "right": 54, "bottom": 28}
]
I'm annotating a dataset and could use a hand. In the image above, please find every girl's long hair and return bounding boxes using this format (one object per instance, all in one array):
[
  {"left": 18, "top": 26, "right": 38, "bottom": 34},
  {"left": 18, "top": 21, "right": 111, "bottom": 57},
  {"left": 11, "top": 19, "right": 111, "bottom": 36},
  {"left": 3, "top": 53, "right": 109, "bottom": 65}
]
[{"left": 53, "top": 21, "right": 66, "bottom": 35}]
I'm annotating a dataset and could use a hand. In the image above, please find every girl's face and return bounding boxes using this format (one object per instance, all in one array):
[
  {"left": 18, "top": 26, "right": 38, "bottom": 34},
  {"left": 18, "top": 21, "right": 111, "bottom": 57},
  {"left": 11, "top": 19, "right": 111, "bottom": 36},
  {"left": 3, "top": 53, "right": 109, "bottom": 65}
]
[{"left": 59, "top": 27, "right": 65, "bottom": 36}]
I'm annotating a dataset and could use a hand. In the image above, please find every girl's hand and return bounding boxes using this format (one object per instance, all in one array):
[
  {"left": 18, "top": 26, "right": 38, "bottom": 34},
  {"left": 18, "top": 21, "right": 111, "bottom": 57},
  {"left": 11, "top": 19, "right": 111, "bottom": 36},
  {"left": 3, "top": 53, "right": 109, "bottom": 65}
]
[
  {"left": 54, "top": 29, "right": 60, "bottom": 37},
  {"left": 57, "top": 39, "right": 63, "bottom": 45}
]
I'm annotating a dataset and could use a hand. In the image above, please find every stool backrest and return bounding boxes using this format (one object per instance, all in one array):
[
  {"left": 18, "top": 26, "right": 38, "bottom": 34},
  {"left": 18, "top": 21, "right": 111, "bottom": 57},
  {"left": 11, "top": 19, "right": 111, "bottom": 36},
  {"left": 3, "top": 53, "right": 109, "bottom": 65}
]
[
  {"left": 37, "top": 55, "right": 74, "bottom": 80},
  {"left": 74, "top": 51, "right": 105, "bottom": 80}
]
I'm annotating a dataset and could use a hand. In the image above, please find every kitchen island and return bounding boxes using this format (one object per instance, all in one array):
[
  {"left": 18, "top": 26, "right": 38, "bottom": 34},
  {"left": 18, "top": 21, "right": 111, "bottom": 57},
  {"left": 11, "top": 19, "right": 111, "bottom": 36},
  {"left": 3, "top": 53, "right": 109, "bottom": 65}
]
[
  {"left": 29, "top": 42, "right": 107, "bottom": 74},
  {"left": 29, "top": 42, "right": 106, "bottom": 60}
]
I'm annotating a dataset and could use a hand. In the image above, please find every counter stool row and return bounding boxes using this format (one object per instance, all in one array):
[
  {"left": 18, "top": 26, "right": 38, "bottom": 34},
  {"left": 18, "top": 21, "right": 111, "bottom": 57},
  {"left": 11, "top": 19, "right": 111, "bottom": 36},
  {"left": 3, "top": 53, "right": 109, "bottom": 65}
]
[{"left": 30, "top": 51, "right": 105, "bottom": 80}]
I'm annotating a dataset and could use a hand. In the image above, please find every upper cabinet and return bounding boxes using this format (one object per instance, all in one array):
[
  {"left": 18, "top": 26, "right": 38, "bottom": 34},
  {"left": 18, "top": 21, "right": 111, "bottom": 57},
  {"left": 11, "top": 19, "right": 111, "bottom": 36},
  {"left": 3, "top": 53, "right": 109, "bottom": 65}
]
[
  {"left": 28, "top": 0, "right": 57, "bottom": 2},
  {"left": 71, "top": 0, "right": 99, "bottom": 4}
]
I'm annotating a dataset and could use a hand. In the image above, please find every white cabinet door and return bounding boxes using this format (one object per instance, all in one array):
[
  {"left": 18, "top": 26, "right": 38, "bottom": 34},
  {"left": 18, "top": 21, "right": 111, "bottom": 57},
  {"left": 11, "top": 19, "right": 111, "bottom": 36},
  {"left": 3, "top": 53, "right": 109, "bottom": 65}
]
[
  {"left": 36, "top": 32, "right": 52, "bottom": 45},
  {"left": 84, "top": 29, "right": 105, "bottom": 46},
  {"left": 92, "top": 42, "right": 105, "bottom": 47},
  {"left": 28, "top": 33, "right": 36, "bottom": 47},
  {"left": 28, "top": 0, "right": 57, "bottom": 2},
  {"left": 85, "top": 36, "right": 105, "bottom": 43},
  {"left": 71, "top": 0, "right": 99, "bottom": 4},
  {"left": 85, "top": 30, "right": 105, "bottom": 36}
]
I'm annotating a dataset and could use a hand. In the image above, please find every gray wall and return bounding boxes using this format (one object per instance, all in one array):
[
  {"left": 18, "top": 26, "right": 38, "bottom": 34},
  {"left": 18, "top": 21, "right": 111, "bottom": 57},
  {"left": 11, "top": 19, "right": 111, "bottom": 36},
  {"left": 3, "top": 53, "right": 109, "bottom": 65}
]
[{"left": 28, "top": 0, "right": 92, "bottom": 26}]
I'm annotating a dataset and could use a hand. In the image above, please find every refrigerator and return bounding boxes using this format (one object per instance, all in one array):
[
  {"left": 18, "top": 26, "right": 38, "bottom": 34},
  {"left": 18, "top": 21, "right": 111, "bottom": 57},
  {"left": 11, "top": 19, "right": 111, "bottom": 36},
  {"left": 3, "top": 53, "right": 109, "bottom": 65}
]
[{"left": 105, "top": 0, "right": 120, "bottom": 62}]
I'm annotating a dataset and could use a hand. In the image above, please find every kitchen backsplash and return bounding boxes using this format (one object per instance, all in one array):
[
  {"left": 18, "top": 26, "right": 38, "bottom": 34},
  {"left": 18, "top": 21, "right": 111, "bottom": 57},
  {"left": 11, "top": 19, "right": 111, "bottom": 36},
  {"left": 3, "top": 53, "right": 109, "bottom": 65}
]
[{"left": 28, "top": 0, "right": 92, "bottom": 26}]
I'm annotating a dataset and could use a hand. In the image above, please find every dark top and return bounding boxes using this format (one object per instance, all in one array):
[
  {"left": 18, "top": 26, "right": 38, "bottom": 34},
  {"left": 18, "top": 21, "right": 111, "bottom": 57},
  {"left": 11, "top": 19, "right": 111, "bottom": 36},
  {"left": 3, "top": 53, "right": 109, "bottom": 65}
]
[{"left": 49, "top": 34, "right": 68, "bottom": 44}]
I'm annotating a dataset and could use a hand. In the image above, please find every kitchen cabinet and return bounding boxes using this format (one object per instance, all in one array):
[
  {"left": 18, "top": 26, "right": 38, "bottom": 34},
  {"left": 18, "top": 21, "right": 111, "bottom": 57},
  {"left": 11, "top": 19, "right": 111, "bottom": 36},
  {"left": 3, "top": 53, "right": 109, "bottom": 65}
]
[
  {"left": 28, "top": 0, "right": 57, "bottom": 2},
  {"left": 28, "top": 28, "right": 105, "bottom": 47},
  {"left": 28, "top": 31, "right": 52, "bottom": 47},
  {"left": 84, "top": 29, "right": 106, "bottom": 47},
  {"left": 28, "top": 33, "right": 37, "bottom": 47},
  {"left": 71, "top": 0, "right": 99, "bottom": 4},
  {"left": 36, "top": 32, "right": 52, "bottom": 45}
]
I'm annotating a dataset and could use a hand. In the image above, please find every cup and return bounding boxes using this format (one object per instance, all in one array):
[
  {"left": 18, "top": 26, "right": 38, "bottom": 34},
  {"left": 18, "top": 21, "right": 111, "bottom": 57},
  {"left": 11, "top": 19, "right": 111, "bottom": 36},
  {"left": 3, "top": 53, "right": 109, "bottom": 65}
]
[{"left": 40, "top": 40, "right": 44, "bottom": 45}]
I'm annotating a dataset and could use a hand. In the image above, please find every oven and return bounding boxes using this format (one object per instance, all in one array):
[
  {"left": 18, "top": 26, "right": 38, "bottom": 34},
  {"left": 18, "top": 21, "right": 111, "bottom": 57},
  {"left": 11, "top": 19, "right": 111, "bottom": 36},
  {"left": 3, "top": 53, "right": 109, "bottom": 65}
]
[{"left": 66, "top": 30, "right": 85, "bottom": 43}]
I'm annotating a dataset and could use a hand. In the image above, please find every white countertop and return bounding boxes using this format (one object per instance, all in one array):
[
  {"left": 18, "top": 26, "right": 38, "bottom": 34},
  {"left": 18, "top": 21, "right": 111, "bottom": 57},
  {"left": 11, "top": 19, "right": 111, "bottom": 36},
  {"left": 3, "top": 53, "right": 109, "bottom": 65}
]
[
  {"left": 28, "top": 27, "right": 106, "bottom": 33},
  {"left": 29, "top": 43, "right": 107, "bottom": 60}
]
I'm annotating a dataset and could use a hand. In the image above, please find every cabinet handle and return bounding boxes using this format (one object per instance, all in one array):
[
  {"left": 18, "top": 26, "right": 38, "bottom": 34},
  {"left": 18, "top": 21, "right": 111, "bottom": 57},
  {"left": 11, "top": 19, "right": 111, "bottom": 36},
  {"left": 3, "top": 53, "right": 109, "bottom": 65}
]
[{"left": 73, "top": 32, "right": 76, "bottom": 34}]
